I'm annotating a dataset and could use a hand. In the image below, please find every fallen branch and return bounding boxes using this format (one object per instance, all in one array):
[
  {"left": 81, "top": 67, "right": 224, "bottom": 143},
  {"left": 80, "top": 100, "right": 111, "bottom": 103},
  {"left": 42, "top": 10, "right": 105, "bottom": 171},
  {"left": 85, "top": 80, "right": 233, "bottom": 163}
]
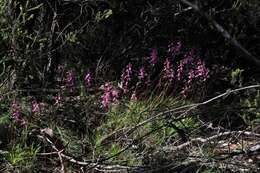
[
  {"left": 37, "top": 135, "right": 132, "bottom": 172},
  {"left": 163, "top": 130, "right": 260, "bottom": 152}
]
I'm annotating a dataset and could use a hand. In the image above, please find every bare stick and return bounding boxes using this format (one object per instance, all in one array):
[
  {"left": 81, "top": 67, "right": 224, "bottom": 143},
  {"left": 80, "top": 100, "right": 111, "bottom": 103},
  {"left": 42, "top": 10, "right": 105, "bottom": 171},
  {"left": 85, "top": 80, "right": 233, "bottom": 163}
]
[
  {"left": 163, "top": 130, "right": 260, "bottom": 152},
  {"left": 181, "top": 0, "right": 260, "bottom": 70},
  {"left": 38, "top": 135, "right": 131, "bottom": 171}
]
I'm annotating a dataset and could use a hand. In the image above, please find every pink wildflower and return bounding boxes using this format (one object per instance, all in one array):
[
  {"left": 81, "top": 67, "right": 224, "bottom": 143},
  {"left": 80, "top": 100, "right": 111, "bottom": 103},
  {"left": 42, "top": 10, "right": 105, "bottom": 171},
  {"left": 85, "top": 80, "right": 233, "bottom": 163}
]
[
  {"left": 174, "top": 48, "right": 210, "bottom": 98},
  {"left": 65, "top": 70, "right": 76, "bottom": 91},
  {"left": 130, "top": 91, "right": 137, "bottom": 101},
  {"left": 138, "top": 66, "right": 147, "bottom": 81},
  {"left": 176, "top": 50, "right": 195, "bottom": 80},
  {"left": 111, "top": 89, "right": 119, "bottom": 102},
  {"left": 101, "top": 83, "right": 119, "bottom": 108},
  {"left": 163, "top": 58, "right": 174, "bottom": 82},
  {"left": 84, "top": 72, "right": 92, "bottom": 87},
  {"left": 54, "top": 94, "right": 62, "bottom": 105},
  {"left": 31, "top": 100, "right": 40, "bottom": 114},
  {"left": 120, "top": 63, "right": 133, "bottom": 93},
  {"left": 168, "top": 41, "right": 182, "bottom": 55},
  {"left": 101, "top": 93, "right": 110, "bottom": 108},
  {"left": 195, "top": 59, "right": 209, "bottom": 81},
  {"left": 181, "top": 85, "right": 189, "bottom": 98},
  {"left": 150, "top": 48, "right": 158, "bottom": 66},
  {"left": 11, "top": 101, "right": 25, "bottom": 125},
  {"left": 188, "top": 70, "right": 195, "bottom": 84}
]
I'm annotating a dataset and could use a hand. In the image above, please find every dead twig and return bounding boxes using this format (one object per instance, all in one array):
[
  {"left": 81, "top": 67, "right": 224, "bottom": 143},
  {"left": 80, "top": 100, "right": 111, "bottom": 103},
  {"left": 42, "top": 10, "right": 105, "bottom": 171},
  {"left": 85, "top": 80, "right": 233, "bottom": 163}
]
[
  {"left": 180, "top": 0, "right": 260, "bottom": 70},
  {"left": 43, "top": 137, "right": 65, "bottom": 173},
  {"left": 163, "top": 130, "right": 260, "bottom": 152},
  {"left": 37, "top": 135, "right": 132, "bottom": 172}
]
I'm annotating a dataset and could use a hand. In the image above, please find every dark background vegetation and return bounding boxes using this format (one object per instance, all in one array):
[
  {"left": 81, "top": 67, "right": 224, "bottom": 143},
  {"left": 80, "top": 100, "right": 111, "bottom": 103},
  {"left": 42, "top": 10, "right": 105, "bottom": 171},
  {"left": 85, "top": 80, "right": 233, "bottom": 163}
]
[{"left": 0, "top": 0, "right": 260, "bottom": 172}]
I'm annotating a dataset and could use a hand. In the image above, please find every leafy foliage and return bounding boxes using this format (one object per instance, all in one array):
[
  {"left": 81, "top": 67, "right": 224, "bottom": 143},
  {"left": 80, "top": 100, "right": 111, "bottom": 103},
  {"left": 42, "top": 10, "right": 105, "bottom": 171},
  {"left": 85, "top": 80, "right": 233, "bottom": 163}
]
[{"left": 0, "top": 0, "right": 260, "bottom": 172}]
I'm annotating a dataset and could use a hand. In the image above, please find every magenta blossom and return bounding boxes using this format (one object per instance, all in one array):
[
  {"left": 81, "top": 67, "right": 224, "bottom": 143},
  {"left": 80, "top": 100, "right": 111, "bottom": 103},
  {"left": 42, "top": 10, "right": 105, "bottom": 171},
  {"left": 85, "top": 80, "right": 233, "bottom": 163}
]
[
  {"left": 120, "top": 63, "right": 133, "bottom": 93},
  {"left": 177, "top": 51, "right": 209, "bottom": 97},
  {"left": 138, "top": 66, "right": 147, "bottom": 81},
  {"left": 101, "top": 87, "right": 111, "bottom": 108},
  {"left": 111, "top": 89, "right": 119, "bottom": 102},
  {"left": 101, "top": 83, "right": 120, "bottom": 108},
  {"left": 54, "top": 94, "right": 62, "bottom": 105},
  {"left": 163, "top": 58, "right": 174, "bottom": 82},
  {"left": 168, "top": 41, "right": 182, "bottom": 55},
  {"left": 130, "top": 90, "right": 137, "bottom": 101},
  {"left": 176, "top": 50, "right": 195, "bottom": 81},
  {"left": 31, "top": 100, "right": 40, "bottom": 114},
  {"left": 195, "top": 59, "right": 209, "bottom": 81},
  {"left": 187, "top": 69, "right": 195, "bottom": 84},
  {"left": 150, "top": 48, "right": 158, "bottom": 66},
  {"left": 11, "top": 101, "right": 25, "bottom": 125},
  {"left": 65, "top": 70, "right": 76, "bottom": 91},
  {"left": 181, "top": 85, "right": 189, "bottom": 98},
  {"left": 84, "top": 72, "right": 92, "bottom": 87}
]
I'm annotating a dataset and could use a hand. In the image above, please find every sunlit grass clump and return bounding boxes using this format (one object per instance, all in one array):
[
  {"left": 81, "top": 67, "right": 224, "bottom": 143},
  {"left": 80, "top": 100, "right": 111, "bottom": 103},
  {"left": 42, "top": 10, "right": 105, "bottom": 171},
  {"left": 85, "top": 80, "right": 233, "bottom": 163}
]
[{"left": 92, "top": 94, "right": 198, "bottom": 166}]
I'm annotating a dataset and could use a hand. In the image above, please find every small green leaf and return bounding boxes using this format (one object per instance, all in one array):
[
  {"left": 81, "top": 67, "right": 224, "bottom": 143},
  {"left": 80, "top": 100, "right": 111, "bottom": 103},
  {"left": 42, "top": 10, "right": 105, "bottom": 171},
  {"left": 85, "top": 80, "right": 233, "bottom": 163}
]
[
  {"left": 102, "top": 9, "right": 113, "bottom": 19},
  {"left": 0, "top": 114, "right": 10, "bottom": 125}
]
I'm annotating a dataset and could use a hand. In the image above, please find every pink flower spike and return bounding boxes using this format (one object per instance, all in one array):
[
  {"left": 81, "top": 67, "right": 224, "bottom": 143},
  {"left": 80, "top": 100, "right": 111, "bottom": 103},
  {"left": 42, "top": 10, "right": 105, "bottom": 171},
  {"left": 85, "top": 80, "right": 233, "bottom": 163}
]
[
  {"left": 168, "top": 41, "right": 182, "bottom": 55},
  {"left": 138, "top": 66, "right": 147, "bottom": 81},
  {"left": 163, "top": 58, "right": 174, "bottom": 82},
  {"left": 181, "top": 85, "right": 191, "bottom": 98},
  {"left": 150, "top": 48, "right": 158, "bottom": 66},
  {"left": 121, "top": 63, "right": 133, "bottom": 93},
  {"left": 11, "top": 100, "right": 25, "bottom": 125},
  {"left": 32, "top": 100, "right": 40, "bottom": 114},
  {"left": 65, "top": 70, "right": 76, "bottom": 91},
  {"left": 195, "top": 59, "right": 209, "bottom": 81},
  {"left": 84, "top": 72, "right": 92, "bottom": 87},
  {"left": 101, "top": 83, "right": 120, "bottom": 108},
  {"left": 54, "top": 94, "right": 61, "bottom": 105},
  {"left": 130, "top": 91, "right": 137, "bottom": 101},
  {"left": 111, "top": 89, "right": 119, "bottom": 101}
]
